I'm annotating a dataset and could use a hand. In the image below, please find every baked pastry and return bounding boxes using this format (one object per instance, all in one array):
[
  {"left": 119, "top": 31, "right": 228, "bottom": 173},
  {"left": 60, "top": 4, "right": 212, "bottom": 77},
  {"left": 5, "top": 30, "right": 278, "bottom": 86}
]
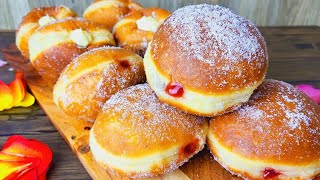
[
  {"left": 144, "top": 4, "right": 268, "bottom": 116},
  {"left": 207, "top": 79, "right": 320, "bottom": 180},
  {"left": 53, "top": 47, "right": 145, "bottom": 121},
  {"left": 113, "top": 7, "right": 171, "bottom": 56},
  {"left": 28, "top": 18, "right": 116, "bottom": 87},
  {"left": 83, "top": 0, "right": 143, "bottom": 31},
  {"left": 16, "top": 6, "right": 76, "bottom": 58},
  {"left": 90, "top": 84, "right": 208, "bottom": 178}
]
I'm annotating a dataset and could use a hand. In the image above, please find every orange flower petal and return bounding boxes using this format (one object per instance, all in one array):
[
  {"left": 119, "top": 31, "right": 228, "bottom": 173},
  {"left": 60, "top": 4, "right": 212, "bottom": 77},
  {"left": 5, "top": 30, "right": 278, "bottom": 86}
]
[
  {"left": 0, "top": 152, "right": 40, "bottom": 166},
  {"left": 15, "top": 72, "right": 27, "bottom": 89},
  {"left": 0, "top": 160, "right": 35, "bottom": 180},
  {"left": 0, "top": 152, "right": 40, "bottom": 180},
  {"left": 0, "top": 80, "right": 13, "bottom": 111},
  {"left": 0, "top": 152, "right": 29, "bottom": 162},
  {"left": 7, "top": 76, "right": 26, "bottom": 109},
  {"left": 2, "top": 136, "right": 52, "bottom": 179},
  {"left": 14, "top": 92, "right": 35, "bottom": 107}
]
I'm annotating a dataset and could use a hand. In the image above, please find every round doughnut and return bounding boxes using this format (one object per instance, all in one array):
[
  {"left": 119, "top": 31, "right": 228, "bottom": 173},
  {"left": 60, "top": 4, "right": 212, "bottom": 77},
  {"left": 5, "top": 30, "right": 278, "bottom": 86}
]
[
  {"left": 207, "top": 79, "right": 320, "bottom": 180},
  {"left": 83, "top": 0, "right": 143, "bottom": 31},
  {"left": 53, "top": 47, "right": 145, "bottom": 121},
  {"left": 89, "top": 84, "right": 208, "bottom": 178},
  {"left": 16, "top": 6, "right": 77, "bottom": 58},
  {"left": 113, "top": 7, "right": 171, "bottom": 56},
  {"left": 144, "top": 4, "right": 268, "bottom": 116},
  {"left": 28, "top": 18, "right": 116, "bottom": 87}
]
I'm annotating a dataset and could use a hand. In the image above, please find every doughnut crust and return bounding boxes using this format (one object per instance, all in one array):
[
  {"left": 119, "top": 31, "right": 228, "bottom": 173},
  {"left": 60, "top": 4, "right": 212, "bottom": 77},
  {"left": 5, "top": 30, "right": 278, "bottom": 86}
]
[
  {"left": 113, "top": 7, "right": 170, "bottom": 56},
  {"left": 83, "top": 0, "right": 143, "bottom": 31},
  {"left": 90, "top": 84, "right": 208, "bottom": 178},
  {"left": 16, "top": 6, "right": 76, "bottom": 58},
  {"left": 144, "top": 4, "right": 268, "bottom": 116},
  {"left": 53, "top": 47, "right": 145, "bottom": 121},
  {"left": 28, "top": 18, "right": 116, "bottom": 86},
  {"left": 207, "top": 79, "right": 320, "bottom": 180}
]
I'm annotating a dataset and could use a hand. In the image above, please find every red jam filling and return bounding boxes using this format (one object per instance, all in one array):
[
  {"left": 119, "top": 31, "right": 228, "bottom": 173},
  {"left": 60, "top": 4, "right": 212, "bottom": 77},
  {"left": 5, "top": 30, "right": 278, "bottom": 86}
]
[
  {"left": 263, "top": 168, "right": 281, "bottom": 179},
  {"left": 165, "top": 82, "right": 184, "bottom": 98},
  {"left": 117, "top": 60, "right": 130, "bottom": 69},
  {"left": 179, "top": 139, "right": 199, "bottom": 160}
]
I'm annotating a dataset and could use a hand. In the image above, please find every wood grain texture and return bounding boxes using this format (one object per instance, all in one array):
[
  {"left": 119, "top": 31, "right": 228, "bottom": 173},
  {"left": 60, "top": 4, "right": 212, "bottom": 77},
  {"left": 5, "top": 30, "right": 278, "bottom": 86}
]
[
  {"left": 1, "top": 0, "right": 320, "bottom": 30},
  {"left": 1, "top": 27, "right": 320, "bottom": 179}
]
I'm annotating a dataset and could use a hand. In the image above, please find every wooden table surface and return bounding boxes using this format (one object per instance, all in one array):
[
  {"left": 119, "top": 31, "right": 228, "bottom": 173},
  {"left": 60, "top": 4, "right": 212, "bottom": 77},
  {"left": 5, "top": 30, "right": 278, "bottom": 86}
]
[{"left": 0, "top": 27, "right": 319, "bottom": 180}]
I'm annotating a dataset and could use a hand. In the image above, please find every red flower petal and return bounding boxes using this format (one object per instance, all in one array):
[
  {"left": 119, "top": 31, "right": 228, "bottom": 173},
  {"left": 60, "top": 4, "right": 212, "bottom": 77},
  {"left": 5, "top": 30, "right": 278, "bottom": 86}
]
[
  {"left": 2, "top": 136, "right": 52, "bottom": 179},
  {"left": 16, "top": 168, "right": 37, "bottom": 180},
  {"left": 296, "top": 84, "right": 320, "bottom": 104}
]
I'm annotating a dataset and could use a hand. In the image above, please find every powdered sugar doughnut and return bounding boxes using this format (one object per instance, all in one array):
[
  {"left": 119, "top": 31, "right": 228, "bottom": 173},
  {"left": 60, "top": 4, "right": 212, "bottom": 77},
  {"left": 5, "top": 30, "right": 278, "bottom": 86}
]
[
  {"left": 207, "top": 79, "right": 320, "bottom": 180},
  {"left": 113, "top": 7, "right": 170, "bottom": 56},
  {"left": 144, "top": 4, "right": 268, "bottom": 116},
  {"left": 53, "top": 47, "right": 145, "bottom": 121},
  {"left": 83, "top": 0, "right": 143, "bottom": 31},
  {"left": 28, "top": 18, "right": 116, "bottom": 87},
  {"left": 16, "top": 6, "right": 77, "bottom": 58},
  {"left": 90, "top": 83, "right": 208, "bottom": 178}
]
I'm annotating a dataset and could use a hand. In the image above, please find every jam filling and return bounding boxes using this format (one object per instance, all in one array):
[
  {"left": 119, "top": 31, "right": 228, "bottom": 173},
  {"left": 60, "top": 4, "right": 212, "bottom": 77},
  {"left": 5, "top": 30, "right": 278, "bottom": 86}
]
[
  {"left": 117, "top": 60, "right": 130, "bottom": 69},
  {"left": 165, "top": 82, "right": 184, "bottom": 97},
  {"left": 179, "top": 139, "right": 199, "bottom": 160},
  {"left": 263, "top": 168, "right": 281, "bottom": 179}
]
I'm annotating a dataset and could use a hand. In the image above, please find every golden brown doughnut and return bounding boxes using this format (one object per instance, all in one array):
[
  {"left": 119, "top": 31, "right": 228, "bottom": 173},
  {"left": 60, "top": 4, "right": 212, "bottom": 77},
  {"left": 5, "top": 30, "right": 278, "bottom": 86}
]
[
  {"left": 28, "top": 18, "right": 116, "bottom": 87},
  {"left": 207, "top": 79, "right": 320, "bottom": 180},
  {"left": 113, "top": 7, "right": 171, "bottom": 56},
  {"left": 16, "top": 6, "right": 76, "bottom": 58},
  {"left": 83, "top": 0, "right": 143, "bottom": 31},
  {"left": 144, "top": 4, "right": 268, "bottom": 116},
  {"left": 53, "top": 47, "right": 145, "bottom": 121},
  {"left": 90, "top": 84, "right": 208, "bottom": 178}
]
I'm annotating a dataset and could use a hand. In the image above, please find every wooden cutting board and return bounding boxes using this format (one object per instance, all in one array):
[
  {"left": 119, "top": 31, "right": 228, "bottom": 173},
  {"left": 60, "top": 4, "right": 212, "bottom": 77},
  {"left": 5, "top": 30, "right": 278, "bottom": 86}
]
[{"left": 4, "top": 44, "right": 240, "bottom": 180}]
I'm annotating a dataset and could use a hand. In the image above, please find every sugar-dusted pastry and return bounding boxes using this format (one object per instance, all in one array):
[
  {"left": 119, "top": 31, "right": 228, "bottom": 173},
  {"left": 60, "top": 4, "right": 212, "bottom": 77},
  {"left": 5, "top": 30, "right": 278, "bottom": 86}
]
[
  {"left": 90, "top": 84, "right": 208, "bottom": 178},
  {"left": 207, "top": 79, "right": 320, "bottom": 180},
  {"left": 83, "top": 0, "right": 143, "bottom": 31},
  {"left": 28, "top": 18, "right": 116, "bottom": 86},
  {"left": 53, "top": 47, "right": 145, "bottom": 121},
  {"left": 16, "top": 6, "right": 77, "bottom": 58},
  {"left": 113, "top": 7, "right": 170, "bottom": 56},
  {"left": 144, "top": 4, "right": 268, "bottom": 116}
]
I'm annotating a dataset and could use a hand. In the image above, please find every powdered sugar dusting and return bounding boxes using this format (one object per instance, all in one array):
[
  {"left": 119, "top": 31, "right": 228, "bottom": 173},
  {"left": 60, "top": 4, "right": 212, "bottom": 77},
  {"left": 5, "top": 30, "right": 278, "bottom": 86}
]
[
  {"left": 230, "top": 79, "right": 319, "bottom": 159},
  {"left": 251, "top": 80, "right": 316, "bottom": 132},
  {"left": 159, "top": 4, "right": 266, "bottom": 66},
  {"left": 101, "top": 84, "right": 207, "bottom": 143}
]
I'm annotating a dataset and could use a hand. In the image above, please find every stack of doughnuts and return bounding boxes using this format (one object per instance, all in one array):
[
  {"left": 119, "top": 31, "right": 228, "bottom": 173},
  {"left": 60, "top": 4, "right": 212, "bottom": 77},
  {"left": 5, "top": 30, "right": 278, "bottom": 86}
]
[
  {"left": 15, "top": 2, "right": 320, "bottom": 180},
  {"left": 144, "top": 4, "right": 319, "bottom": 179}
]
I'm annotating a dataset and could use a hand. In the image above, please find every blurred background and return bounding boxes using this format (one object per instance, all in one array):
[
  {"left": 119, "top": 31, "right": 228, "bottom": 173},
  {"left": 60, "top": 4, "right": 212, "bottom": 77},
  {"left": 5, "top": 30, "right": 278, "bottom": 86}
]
[{"left": 1, "top": 0, "right": 320, "bottom": 30}]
